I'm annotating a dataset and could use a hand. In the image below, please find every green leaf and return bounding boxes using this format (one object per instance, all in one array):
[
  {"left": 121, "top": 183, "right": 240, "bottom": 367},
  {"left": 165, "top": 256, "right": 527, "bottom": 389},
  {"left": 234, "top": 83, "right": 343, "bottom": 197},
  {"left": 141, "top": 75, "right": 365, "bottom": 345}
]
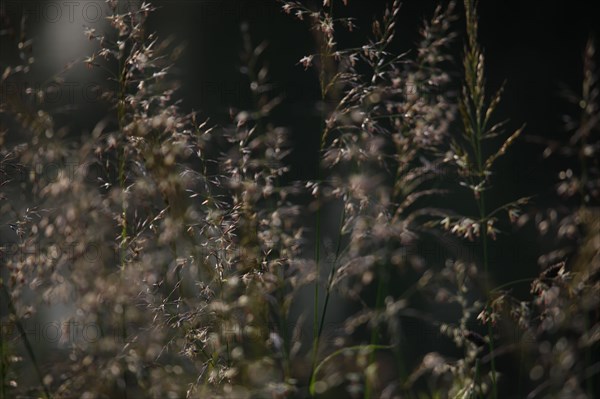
[{"left": 309, "top": 344, "right": 392, "bottom": 396}]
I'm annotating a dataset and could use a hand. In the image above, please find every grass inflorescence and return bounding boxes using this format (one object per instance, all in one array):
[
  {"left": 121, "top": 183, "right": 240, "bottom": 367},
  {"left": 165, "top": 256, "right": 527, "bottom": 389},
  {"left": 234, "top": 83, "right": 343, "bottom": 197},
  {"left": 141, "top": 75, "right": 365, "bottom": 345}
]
[{"left": 0, "top": 1, "right": 598, "bottom": 398}]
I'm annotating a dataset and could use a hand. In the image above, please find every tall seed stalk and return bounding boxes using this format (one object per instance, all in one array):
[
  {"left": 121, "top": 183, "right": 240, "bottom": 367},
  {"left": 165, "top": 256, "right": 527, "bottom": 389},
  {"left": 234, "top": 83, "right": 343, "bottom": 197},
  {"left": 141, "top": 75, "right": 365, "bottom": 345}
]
[
  {"left": 309, "top": 1, "right": 336, "bottom": 392},
  {"left": 457, "top": 0, "right": 525, "bottom": 396}
]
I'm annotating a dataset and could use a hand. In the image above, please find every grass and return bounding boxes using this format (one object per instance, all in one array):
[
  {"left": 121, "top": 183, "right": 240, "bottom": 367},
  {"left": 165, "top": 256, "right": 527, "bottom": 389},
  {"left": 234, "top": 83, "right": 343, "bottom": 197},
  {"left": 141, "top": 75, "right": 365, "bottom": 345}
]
[{"left": 0, "top": 1, "right": 598, "bottom": 398}]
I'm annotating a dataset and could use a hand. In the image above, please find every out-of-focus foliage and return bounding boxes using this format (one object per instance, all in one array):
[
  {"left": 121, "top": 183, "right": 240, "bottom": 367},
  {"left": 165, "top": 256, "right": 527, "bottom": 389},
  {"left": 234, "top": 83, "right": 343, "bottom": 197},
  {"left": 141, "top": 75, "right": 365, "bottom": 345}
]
[{"left": 0, "top": 1, "right": 598, "bottom": 398}]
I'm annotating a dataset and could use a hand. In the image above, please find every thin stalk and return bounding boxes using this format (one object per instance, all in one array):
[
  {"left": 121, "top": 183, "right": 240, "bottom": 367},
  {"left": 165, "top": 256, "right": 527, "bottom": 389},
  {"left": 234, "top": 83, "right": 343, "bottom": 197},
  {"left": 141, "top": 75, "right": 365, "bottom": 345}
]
[
  {"left": 463, "top": 1, "right": 498, "bottom": 396},
  {"left": 472, "top": 85, "right": 498, "bottom": 399},
  {"left": 216, "top": 273, "right": 231, "bottom": 367},
  {"left": 245, "top": 34, "right": 292, "bottom": 378},
  {"left": 309, "top": 159, "right": 322, "bottom": 392},
  {"left": 490, "top": 277, "right": 536, "bottom": 293},
  {"left": 310, "top": 344, "right": 392, "bottom": 396},
  {"left": 0, "top": 331, "right": 5, "bottom": 399},
  {"left": 117, "top": 48, "right": 129, "bottom": 399},
  {"left": 310, "top": 2, "right": 334, "bottom": 391},
  {"left": 477, "top": 195, "right": 497, "bottom": 399},
  {"left": 117, "top": 55, "right": 128, "bottom": 270},
  {"left": 316, "top": 205, "right": 345, "bottom": 345},
  {"left": 364, "top": 263, "right": 389, "bottom": 399},
  {"left": 0, "top": 285, "right": 51, "bottom": 399},
  {"left": 0, "top": 286, "right": 5, "bottom": 399},
  {"left": 308, "top": 203, "right": 342, "bottom": 392}
]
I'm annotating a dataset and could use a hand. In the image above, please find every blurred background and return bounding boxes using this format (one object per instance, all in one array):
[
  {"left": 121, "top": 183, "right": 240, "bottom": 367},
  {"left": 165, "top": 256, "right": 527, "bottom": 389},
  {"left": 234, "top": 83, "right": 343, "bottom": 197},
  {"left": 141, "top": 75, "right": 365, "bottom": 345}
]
[
  {"left": 2, "top": 0, "right": 598, "bottom": 183},
  {"left": 1, "top": 0, "right": 598, "bottom": 394},
  {"left": 3, "top": 0, "right": 596, "bottom": 283}
]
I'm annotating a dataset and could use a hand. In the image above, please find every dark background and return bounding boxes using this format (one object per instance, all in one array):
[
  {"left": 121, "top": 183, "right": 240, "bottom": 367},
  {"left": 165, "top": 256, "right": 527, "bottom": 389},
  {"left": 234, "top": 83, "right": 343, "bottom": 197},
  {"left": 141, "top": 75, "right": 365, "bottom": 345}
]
[
  {"left": 1, "top": 0, "right": 598, "bottom": 296},
  {"left": 2, "top": 0, "right": 597, "bottom": 187},
  {"left": 147, "top": 0, "right": 598, "bottom": 283},
  {"left": 1, "top": 0, "right": 597, "bottom": 302},
  {"left": 147, "top": 0, "right": 598, "bottom": 192}
]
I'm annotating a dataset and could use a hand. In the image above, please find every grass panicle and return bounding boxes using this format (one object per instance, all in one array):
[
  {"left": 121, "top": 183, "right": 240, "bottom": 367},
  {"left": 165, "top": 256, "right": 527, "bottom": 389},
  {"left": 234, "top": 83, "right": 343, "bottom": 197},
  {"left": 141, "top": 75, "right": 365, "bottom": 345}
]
[{"left": 0, "top": 1, "right": 597, "bottom": 398}]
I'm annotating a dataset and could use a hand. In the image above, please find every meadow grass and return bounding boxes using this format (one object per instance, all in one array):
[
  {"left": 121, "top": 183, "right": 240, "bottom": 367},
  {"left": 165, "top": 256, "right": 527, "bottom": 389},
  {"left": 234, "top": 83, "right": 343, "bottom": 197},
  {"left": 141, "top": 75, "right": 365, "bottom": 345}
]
[{"left": 0, "top": 1, "right": 598, "bottom": 398}]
